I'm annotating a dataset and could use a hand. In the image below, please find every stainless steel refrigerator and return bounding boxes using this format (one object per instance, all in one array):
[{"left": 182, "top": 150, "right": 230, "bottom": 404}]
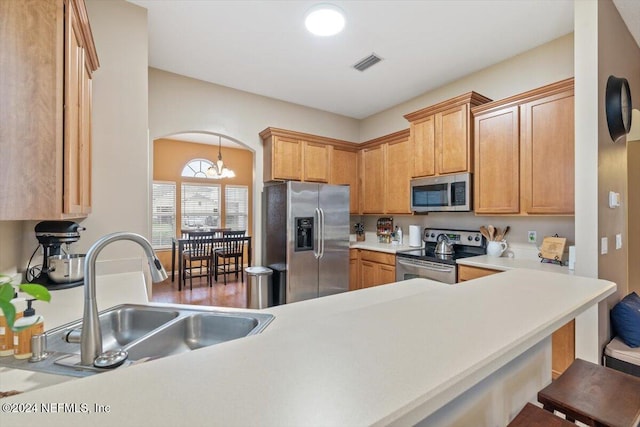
[{"left": 263, "top": 181, "right": 350, "bottom": 304}]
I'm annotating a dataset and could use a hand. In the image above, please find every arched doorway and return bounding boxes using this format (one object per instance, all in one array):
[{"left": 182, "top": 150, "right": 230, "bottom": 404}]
[{"left": 150, "top": 131, "right": 255, "bottom": 294}]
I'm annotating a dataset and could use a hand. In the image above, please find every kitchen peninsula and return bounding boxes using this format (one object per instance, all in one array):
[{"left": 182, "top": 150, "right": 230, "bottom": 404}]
[{"left": 2, "top": 269, "right": 615, "bottom": 426}]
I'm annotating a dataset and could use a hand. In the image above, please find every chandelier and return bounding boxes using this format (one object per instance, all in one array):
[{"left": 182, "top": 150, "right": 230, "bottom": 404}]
[{"left": 206, "top": 135, "right": 236, "bottom": 179}]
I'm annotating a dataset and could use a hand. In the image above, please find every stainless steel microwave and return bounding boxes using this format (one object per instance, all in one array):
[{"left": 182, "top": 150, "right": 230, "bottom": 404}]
[{"left": 410, "top": 173, "right": 472, "bottom": 212}]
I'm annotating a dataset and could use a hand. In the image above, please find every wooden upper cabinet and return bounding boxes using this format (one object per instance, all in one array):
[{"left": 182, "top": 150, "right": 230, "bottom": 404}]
[
  {"left": 471, "top": 78, "right": 574, "bottom": 216},
  {"left": 521, "top": 90, "right": 575, "bottom": 214},
  {"left": 303, "top": 141, "right": 330, "bottom": 182},
  {"left": 331, "top": 147, "right": 359, "bottom": 213},
  {"left": 474, "top": 106, "right": 520, "bottom": 214},
  {"left": 438, "top": 104, "right": 470, "bottom": 174},
  {"left": 357, "top": 129, "right": 411, "bottom": 215},
  {"left": 385, "top": 136, "right": 411, "bottom": 214},
  {"left": 261, "top": 128, "right": 351, "bottom": 185},
  {"left": 0, "top": 0, "right": 98, "bottom": 220},
  {"left": 405, "top": 92, "right": 491, "bottom": 178},
  {"left": 361, "top": 145, "right": 385, "bottom": 214},
  {"left": 411, "top": 115, "right": 436, "bottom": 177},
  {"left": 270, "top": 135, "right": 302, "bottom": 181}
]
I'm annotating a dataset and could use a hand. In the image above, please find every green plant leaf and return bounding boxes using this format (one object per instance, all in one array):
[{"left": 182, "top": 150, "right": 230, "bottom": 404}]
[
  {"left": 0, "top": 299, "right": 16, "bottom": 330},
  {"left": 0, "top": 283, "right": 15, "bottom": 301},
  {"left": 18, "top": 284, "right": 51, "bottom": 303}
]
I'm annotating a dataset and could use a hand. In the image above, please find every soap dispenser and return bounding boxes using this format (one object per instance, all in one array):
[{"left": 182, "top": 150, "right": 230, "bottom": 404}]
[
  {"left": 13, "top": 299, "right": 44, "bottom": 359},
  {"left": 0, "top": 293, "right": 21, "bottom": 357}
]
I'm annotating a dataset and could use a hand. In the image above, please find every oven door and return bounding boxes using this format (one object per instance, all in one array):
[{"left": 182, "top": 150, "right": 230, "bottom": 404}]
[{"left": 395, "top": 257, "right": 457, "bottom": 284}]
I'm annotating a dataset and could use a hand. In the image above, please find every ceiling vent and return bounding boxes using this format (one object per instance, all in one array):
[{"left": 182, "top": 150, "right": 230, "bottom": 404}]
[{"left": 353, "top": 53, "right": 383, "bottom": 72}]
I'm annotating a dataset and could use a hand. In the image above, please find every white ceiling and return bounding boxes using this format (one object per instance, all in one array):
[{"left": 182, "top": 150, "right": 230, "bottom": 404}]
[{"left": 130, "top": 0, "right": 640, "bottom": 122}]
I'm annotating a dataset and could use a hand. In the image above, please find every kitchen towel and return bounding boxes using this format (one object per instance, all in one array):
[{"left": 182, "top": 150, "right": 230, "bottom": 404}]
[{"left": 409, "top": 225, "right": 422, "bottom": 247}]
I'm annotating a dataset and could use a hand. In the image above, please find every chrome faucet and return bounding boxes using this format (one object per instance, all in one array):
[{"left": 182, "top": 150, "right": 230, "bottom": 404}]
[{"left": 80, "top": 232, "right": 168, "bottom": 366}]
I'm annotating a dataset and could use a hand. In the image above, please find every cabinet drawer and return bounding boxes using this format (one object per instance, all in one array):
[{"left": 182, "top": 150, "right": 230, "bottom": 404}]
[
  {"left": 457, "top": 265, "right": 500, "bottom": 282},
  {"left": 360, "top": 250, "right": 395, "bottom": 266}
]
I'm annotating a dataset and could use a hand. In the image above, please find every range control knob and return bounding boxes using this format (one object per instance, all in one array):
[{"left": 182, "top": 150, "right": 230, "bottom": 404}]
[
  {"left": 475, "top": 236, "right": 481, "bottom": 241},
  {"left": 430, "top": 233, "right": 435, "bottom": 238}
]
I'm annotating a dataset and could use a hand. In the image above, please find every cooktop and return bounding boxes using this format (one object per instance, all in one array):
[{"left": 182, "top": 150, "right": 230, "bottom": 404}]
[{"left": 396, "top": 228, "right": 487, "bottom": 266}]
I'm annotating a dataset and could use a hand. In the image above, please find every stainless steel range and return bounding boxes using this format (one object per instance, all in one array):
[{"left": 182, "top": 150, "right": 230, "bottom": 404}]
[{"left": 395, "top": 228, "right": 486, "bottom": 284}]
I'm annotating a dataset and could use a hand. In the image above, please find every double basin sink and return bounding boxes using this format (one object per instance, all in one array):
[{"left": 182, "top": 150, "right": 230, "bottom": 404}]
[{"left": 2, "top": 304, "right": 273, "bottom": 377}]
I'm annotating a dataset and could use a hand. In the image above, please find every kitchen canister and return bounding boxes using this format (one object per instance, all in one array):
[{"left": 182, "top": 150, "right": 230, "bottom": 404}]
[{"left": 409, "top": 225, "right": 422, "bottom": 247}]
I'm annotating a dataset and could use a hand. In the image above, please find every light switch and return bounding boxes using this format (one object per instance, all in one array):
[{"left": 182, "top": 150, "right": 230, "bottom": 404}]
[
  {"left": 601, "top": 237, "right": 608, "bottom": 255},
  {"left": 616, "top": 234, "right": 622, "bottom": 250},
  {"left": 609, "top": 191, "right": 621, "bottom": 208}
]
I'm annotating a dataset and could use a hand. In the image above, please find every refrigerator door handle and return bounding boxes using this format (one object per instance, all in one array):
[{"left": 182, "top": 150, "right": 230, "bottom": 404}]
[
  {"left": 314, "top": 208, "right": 321, "bottom": 259},
  {"left": 319, "top": 208, "right": 325, "bottom": 259}
]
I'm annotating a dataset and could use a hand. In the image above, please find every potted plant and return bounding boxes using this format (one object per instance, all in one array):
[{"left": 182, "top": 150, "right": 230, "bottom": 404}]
[{"left": 354, "top": 223, "right": 365, "bottom": 242}]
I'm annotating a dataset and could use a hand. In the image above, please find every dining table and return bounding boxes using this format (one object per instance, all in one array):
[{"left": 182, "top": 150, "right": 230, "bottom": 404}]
[{"left": 171, "top": 235, "right": 252, "bottom": 290}]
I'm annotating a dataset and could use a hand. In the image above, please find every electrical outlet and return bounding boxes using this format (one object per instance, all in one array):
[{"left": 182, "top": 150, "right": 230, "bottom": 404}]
[
  {"left": 616, "top": 233, "right": 622, "bottom": 250},
  {"left": 527, "top": 231, "right": 537, "bottom": 243},
  {"left": 601, "top": 237, "right": 608, "bottom": 255}
]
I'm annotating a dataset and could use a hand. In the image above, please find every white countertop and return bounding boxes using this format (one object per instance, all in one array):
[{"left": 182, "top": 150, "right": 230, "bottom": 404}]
[
  {"left": 1, "top": 269, "right": 615, "bottom": 426},
  {"left": 350, "top": 240, "right": 416, "bottom": 254},
  {"left": 457, "top": 255, "right": 572, "bottom": 275}
]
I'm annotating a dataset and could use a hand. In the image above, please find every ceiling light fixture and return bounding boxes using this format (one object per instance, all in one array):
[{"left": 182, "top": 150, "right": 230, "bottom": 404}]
[
  {"left": 305, "top": 4, "right": 345, "bottom": 37},
  {"left": 206, "top": 136, "right": 236, "bottom": 179}
]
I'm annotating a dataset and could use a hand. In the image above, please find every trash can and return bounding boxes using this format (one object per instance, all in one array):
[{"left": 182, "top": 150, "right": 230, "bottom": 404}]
[
  {"left": 268, "top": 263, "right": 287, "bottom": 306},
  {"left": 245, "top": 266, "right": 273, "bottom": 309}
]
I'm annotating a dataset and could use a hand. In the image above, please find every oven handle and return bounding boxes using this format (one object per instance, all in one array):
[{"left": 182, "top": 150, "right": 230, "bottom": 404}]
[{"left": 397, "top": 258, "right": 454, "bottom": 273}]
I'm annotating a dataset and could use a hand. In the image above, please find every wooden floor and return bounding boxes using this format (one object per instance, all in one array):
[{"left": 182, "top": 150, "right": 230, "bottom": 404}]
[{"left": 150, "top": 273, "right": 247, "bottom": 308}]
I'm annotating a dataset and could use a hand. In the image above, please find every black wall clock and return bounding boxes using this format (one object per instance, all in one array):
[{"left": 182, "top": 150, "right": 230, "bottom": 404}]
[{"left": 605, "top": 75, "right": 632, "bottom": 143}]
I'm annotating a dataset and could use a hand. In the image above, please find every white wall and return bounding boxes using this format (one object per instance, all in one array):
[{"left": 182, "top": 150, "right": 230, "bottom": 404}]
[
  {"left": 148, "top": 69, "right": 361, "bottom": 264},
  {"left": 359, "top": 34, "right": 574, "bottom": 141},
  {"left": 76, "top": 0, "right": 151, "bottom": 273}
]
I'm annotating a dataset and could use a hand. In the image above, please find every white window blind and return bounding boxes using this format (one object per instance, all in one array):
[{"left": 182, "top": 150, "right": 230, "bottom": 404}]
[
  {"left": 225, "top": 185, "right": 248, "bottom": 231},
  {"left": 152, "top": 181, "right": 176, "bottom": 249},
  {"left": 181, "top": 183, "right": 220, "bottom": 229}
]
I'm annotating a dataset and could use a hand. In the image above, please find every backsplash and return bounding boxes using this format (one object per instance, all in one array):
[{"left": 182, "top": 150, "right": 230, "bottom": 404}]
[{"left": 351, "top": 213, "right": 575, "bottom": 255}]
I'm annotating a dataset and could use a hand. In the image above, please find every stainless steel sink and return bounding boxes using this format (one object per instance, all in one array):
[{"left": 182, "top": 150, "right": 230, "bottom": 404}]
[
  {"left": 126, "top": 313, "right": 262, "bottom": 360},
  {"left": 46, "top": 306, "right": 180, "bottom": 354},
  {"left": 0, "top": 304, "right": 273, "bottom": 377}
]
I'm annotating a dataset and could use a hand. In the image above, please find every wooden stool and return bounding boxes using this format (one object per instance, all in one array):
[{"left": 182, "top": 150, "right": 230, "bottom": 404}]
[
  {"left": 537, "top": 358, "right": 640, "bottom": 427},
  {"left": 508, "top": 403, "right": 575, "bottom": 426}
]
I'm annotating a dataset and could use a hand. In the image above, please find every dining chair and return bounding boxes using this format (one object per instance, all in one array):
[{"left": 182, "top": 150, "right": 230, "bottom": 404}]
[
  {"left": 214, "top": 230, "right": 246, "bottom": 285},
  {"left": 182, "top": 230, "right": 216, "bottom": 290}
]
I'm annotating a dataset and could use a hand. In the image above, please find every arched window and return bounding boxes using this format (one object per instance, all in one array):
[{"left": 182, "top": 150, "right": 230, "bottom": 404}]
[{"left": 181, "top": 159, "right": 214, "bottom": 178}]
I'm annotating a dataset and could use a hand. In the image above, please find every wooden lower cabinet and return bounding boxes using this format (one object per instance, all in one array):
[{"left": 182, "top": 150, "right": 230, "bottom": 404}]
[
  {"left": 349, "top": 249, "right": 360, "bottom": 291},
  {"left": 457, "top": 264, "right": 575, "bottom": 378},
  {"left": 359, "top": 250, "right": 396, "bottom": 288}
]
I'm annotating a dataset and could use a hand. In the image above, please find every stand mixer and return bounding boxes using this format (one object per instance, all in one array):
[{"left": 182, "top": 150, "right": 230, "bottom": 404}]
[{"left": 28, "top": 221, "right": 86, "bottom": 290}]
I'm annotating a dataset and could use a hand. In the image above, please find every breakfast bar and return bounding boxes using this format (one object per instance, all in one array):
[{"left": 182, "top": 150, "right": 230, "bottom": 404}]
[{"left": 1, "top": 269, "right": 615, "bottom": 426}]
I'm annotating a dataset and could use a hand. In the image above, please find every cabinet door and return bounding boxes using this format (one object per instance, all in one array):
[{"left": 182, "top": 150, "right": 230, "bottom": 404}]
[
  {"left": 360, "top": 260, "right": 377, "bottom": 288},
  {"left": 272, "top": 136, "right": 302, "bottom": 180},
  {"left": 521, "top": 91, "right": 574, "bottom": 214},
  {"left": 63, "top": 3, "right": 84, "bottom": 215},
  {"left": 349, "top": 249, "right": 360, "bottom": 291},
  {"left": 411, "top": 115, "right": 436, "bottom": 177},
  {"left": 361, "top": 145, "right": 385, "bottom": 214},
  {"left": 438, "top": 104, "right": 469, "bottom": 174},
  {"left": 385, "top": 138, "right": 411, "bottom": 214},
  {"left": 378, "top": 264, "right": 396, "bottom": 285},
  {"left": 303, "top": 141, "right": 330, "bottom": 183},
  {"left": 80, "top": 59, "right": 93, "bottom": 214},
  {"left": 552, "top": 320, "right": 575, "bottom": 379},
  {"left": 457, "top": 265, "right": 499, "bottom": 282},
  {"left": 331, "top": 148, "right": 358, "bottom": 213},
  {"left": 474, "top": 106, "right": 520, "bottom": 214}
]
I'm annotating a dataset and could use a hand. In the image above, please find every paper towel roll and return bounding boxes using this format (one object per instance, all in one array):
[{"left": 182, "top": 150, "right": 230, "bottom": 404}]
[{"left": 409, "top": 225, "right": 422, "bottom": 247}]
